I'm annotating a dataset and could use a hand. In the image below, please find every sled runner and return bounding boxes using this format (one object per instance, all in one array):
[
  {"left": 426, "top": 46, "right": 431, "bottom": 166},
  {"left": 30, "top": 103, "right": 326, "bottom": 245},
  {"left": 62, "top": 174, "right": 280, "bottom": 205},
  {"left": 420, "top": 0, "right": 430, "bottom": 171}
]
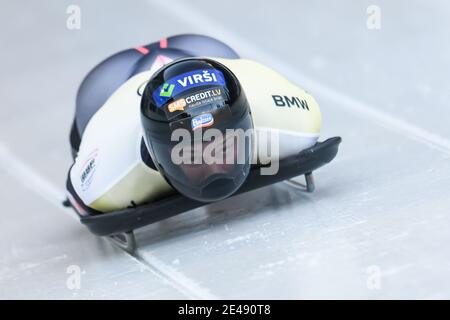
[{"left": 64, "top": 137, "right": 341, "bottom": 252}]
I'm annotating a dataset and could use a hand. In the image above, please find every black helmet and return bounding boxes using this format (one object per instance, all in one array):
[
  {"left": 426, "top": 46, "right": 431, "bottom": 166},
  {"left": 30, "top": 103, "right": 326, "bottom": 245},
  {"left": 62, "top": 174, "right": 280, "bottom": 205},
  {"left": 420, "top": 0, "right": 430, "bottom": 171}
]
[{"left": 141, "top": 58, "right": 254, "bottom": 202}]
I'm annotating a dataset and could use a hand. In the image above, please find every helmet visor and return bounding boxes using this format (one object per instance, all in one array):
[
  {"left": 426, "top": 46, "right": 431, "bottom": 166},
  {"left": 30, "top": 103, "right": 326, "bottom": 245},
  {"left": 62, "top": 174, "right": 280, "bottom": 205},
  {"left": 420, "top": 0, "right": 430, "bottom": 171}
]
[{"left": 146, "top": 111, "right": 253, "bottom": 202}]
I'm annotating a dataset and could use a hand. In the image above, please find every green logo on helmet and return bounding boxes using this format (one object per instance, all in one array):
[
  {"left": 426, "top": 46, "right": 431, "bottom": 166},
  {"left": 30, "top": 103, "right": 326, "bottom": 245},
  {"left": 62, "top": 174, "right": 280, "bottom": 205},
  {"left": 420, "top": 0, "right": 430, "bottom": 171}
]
[{"left": 159, "top": 83, "right": 175, "bottom": 97}]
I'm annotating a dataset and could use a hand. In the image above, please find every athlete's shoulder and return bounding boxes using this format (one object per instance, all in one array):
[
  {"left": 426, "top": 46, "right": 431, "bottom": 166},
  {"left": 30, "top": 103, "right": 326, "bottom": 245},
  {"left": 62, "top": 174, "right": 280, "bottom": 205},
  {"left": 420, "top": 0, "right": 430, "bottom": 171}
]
[{"left": 212, "top": 58, "right": 322, "bottom": 135}]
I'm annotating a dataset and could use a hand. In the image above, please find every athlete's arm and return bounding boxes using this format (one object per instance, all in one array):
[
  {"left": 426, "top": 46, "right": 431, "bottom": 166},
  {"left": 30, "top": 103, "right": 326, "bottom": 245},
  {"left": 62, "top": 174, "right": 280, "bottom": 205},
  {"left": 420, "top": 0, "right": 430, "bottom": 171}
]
[{"left": 214, "top": 58, "right": 322, "bottom": 161}]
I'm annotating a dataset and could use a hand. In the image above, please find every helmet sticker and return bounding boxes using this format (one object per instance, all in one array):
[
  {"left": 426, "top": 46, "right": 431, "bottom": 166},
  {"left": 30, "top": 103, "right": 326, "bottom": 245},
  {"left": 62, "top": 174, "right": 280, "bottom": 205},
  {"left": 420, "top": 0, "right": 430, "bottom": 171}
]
[
  {"left": 159, "top": 83, "right": 175, "bottom": 97},
  {"left": 166, "top": 87, "right": 227, "bottom": 115},
  {"left": 153, "top": 69, "right": 226, "bottom": 107},
  {"left": 191, "top": 113, "right": 214, "bottom": 130},
  {"left": 168, "top": 105, "right": 232, "bottom": 133},
  {"left": 167, "top": 98, "right": 187, "bottom": 112},
  {"left": 79, "top": 149, "right": 99, "bottom": 191}
]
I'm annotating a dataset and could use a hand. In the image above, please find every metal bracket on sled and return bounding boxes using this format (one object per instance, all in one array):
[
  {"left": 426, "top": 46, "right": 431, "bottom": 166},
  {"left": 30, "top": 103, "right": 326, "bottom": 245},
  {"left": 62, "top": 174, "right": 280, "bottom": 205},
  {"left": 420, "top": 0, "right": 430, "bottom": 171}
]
[
  {"left": 108, "top": 231, "right": 136, "bottom": 253},
  {"left": 284, "top": 172, "right": 315, "bottom": 193},
  {"left": 62, "top": 197, "right": 137, "bottom": 253}
]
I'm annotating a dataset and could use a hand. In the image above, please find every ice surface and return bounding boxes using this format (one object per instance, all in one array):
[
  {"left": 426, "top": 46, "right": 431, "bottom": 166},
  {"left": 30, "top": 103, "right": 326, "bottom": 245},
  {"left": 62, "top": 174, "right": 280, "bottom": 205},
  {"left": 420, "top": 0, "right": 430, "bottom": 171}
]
[{"left": 1, "top": 0, "right": 450, "bottom": 299}]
